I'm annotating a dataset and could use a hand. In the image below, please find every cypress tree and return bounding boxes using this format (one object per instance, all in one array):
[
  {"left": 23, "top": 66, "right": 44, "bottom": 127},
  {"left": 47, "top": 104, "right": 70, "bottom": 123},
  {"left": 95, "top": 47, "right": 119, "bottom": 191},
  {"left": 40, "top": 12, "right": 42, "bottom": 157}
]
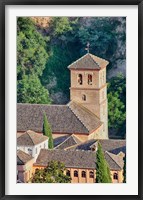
[
  {"left": 123, "top": 154, "right": 126, "bottom": 183},
  {"left": 96, "top": 142, "right": 112, "bottom": 183},
  {"left": 43, "top": 112, "right": 53, "bottom": 149}
]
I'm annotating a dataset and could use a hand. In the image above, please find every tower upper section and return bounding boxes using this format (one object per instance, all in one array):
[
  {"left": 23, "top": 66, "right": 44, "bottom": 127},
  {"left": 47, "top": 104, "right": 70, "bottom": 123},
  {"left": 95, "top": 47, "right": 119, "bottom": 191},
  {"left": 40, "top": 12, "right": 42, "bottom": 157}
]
[{"left": 68, "top": 53, "right": 109, "bottom": 90}]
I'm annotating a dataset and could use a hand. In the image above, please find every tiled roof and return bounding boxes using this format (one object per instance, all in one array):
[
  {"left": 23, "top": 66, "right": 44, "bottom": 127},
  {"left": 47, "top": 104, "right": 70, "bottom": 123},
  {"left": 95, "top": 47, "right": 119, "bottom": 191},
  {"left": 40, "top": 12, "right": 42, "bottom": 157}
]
[
  {"left": 17, "top": 150, "right": 33, "bottom": 165},
  {"left": 54, "top": 135, "right": 69, "bottom": 147},
  {"left": 68, "top": 101, "right": 102, "bottom": 132},
  {"left": 17, "top": 130, "right": 48, "bottom": 146},
  {"left": 17, "top": 102, "right": 102, "bottom": 134},
  {"left": 35, "top": 149, "right": 96, "bottom": 169},
  {"left": 35, "top": 149, "right": 124, "bottom": 170},
  {"left": 67, "top": 139, "right": 96, "bottom": 151},
  {"left": 68, "top": 53, "right": 109, "bottom": 70},
  {"left": 69, "top": 139, "right": 126, "bottom": 152},
  {"left": 105, "top": 151, "right": 124, "bottom": 170},
  {"left": 54, "top": 134, "right": 82, "bottom": 150}
]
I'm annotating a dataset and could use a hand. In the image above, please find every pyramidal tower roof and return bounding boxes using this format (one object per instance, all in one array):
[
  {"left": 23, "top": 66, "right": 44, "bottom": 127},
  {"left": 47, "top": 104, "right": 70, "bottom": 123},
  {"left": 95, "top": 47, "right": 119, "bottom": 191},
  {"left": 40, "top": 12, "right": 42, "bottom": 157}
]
[{"left": 68, "top": 53, "right": 109, "bottom": 70}]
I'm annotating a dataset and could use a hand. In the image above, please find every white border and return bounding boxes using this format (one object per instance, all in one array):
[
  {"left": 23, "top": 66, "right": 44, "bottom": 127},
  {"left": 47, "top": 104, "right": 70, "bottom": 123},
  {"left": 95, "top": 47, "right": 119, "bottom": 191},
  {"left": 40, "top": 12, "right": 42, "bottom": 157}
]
[{"left": 5, "top": 5, "right": 138, "bottom": 195}]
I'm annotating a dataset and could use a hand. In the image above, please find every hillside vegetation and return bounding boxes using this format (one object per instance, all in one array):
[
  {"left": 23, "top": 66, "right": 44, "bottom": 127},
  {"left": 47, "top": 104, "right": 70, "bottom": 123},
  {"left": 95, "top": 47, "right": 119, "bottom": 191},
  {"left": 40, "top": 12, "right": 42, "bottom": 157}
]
[{"left": 17, "top": 17, "right": 126, "bottom": 138}]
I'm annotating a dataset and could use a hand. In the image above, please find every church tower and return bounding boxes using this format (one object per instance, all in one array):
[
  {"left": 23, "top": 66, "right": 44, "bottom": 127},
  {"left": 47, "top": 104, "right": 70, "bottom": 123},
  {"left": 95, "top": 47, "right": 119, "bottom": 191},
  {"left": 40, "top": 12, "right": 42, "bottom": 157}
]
[{"left": 68, "top": 53, "right": 109, "bottom": 139}]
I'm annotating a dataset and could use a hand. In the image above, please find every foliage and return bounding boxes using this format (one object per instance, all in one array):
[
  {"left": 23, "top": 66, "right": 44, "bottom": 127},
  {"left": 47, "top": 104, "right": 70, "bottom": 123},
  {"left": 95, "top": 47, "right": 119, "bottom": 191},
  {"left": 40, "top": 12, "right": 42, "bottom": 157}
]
[
  {"left": 17, "top": 17, "right": 49, "bottom": 79},
  {"left": 41, "top": 17, "right": 126, "bottom": 104},
  {"left": 123, "top": 154, "right": 126, "bottom": 183},
  {"left": 17, "top": 17, "right": 52, "bottom": 104},
  {"left": 17, "top": 75, "right": 51, "bottom": 104},
  {"left": 41, "top": 46, "right": 79, "bottom": 99},
  {"left": 108, "top": 73, "right": 126, "bottom": 138},
  {"left": 96, "top": 142, "right": 112, "bottom": 183},
  {"left": 43, "top": 112, "right": 53, "bottom": 149},
  {"left": 31, "top": 161, "right": 71, "bottom": 183},
  {"left": 49, "top": 17, "right": 73, "bottom": 36},
  {"left": 17, "top": 17, "right": 126, "bottom": 139}
]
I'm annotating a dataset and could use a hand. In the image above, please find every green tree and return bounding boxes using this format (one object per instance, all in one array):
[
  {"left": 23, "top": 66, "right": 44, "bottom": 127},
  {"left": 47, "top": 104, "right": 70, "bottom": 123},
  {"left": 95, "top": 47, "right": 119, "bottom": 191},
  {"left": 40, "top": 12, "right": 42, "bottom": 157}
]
[
  {"left": 96, "top": 142, "right": 112, "bottom": 183},
  {"left": 31, "top": 161, "right": 71, "bottom": 183},
  {"left": 50, "top": 17, "right": 72, "bottom": 36},
  {"left": 17, "top": 75, "right": 51, "bottom": 104},
  {"left": 17, "top": 17, "right": 49, "bottom": 79},
  {"left": 123, "top": 154, "right": 126, "bottom": 183},
  {"left": 108, "top": 73, "right": 126, "bottom": 138},
  {"left": 43, "top": 112, "right": 53, "bottom": 149}
]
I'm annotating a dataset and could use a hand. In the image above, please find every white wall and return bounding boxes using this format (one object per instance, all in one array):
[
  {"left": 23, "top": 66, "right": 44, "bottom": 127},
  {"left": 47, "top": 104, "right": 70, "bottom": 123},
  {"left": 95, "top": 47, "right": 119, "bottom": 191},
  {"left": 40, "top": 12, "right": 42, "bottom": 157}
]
[{"left": 17, "top": 139, "right": 48, "bottom": 161}]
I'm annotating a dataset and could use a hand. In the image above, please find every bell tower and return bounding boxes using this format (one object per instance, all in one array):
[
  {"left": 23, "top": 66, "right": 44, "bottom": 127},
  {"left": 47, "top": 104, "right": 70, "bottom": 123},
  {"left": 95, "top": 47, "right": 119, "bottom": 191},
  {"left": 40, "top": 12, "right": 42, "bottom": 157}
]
[{"left": 68, "top": 53, "right": 109, "bottom": 139}]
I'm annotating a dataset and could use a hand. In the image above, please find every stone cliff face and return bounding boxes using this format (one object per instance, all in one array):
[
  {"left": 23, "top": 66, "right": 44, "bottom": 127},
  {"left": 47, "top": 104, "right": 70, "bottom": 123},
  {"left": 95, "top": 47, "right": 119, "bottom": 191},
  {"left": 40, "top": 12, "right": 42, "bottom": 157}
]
[{"left": 30, "top": 17, "right": 51, "bottom": 28}]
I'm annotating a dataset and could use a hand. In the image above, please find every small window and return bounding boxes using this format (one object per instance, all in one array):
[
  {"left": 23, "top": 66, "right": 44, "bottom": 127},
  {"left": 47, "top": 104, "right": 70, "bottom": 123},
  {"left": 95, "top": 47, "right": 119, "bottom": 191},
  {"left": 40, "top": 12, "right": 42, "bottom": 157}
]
[
  {"left": 88, "top": 74, "right": 92, "bottom": 85},
  {"left": 66, "top": 170, "right": 70, "bottom": 177},
  {"left": 44, "top": 143, "right": 46, "bottom": 149},
  {"left": 81, "top": 171, "right": 86, "bottom": 178},
  {"left": 77, "top": 74, "right": 83, "bottom": 85},
  {"left": 113, "top": 173, "right": 118, "bottom": 180},
  {"left": 35, "top": 148, "right": 37, "bottom": 154},
  {"left": 89, "top": 171, "right": 94, "bottom": 178},
  {"left": 28, "top": 148, "right": 32, "bottom": 155},
  {"left": 82, "top": 94, "right": 86, "bottom": 101},
  {"left": 74, "top": 170, "right": 78, "bottom": 177}
]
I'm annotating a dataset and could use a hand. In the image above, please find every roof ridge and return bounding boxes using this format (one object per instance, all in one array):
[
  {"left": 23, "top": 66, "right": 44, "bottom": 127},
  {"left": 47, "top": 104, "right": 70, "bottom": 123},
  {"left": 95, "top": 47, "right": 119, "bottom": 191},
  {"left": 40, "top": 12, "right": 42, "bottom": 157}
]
[
  {"left": 71, "top": 100, "right": 100, "bottom": 120},
  {"left": 17, "top": 103, "right": 67, "bottom": 107},
  {"left": 54, "top": 135, "right": 72, "bottom": 149},
  {"left": 64, "top": 143, "right": 79, "bottom": 150},
  {"left": 68, "top": 103, "right": 89, "bottom": 131},
  {"left": 26, "top": 130, "right": 35, "bottom": 146},
  {"left": 88, "top": 53, "right": 100, "bottom": 68},
  {"left": 72, "top": 134, "right": 83, "bottom": 143},
  {"left": 105, "top": 151, "right": 122, "bottom": 169},
  {"left": 90, "top": 53, "right": 109, "bottom": 64},
  {"left": 67, "top": 53, "right": 88, "bottom": 69}
]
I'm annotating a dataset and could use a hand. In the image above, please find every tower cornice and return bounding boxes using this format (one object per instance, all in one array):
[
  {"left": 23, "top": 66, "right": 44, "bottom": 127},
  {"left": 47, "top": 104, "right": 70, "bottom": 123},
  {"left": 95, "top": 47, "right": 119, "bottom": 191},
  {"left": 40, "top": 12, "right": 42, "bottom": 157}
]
[{"left": 70, "top": 83, "right": 107, "bottom": 91}]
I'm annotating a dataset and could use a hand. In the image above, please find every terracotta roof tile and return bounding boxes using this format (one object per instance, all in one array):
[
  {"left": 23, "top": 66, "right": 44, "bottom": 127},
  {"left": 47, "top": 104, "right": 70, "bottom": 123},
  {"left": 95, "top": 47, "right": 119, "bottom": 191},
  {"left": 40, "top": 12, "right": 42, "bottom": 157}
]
[
  {"left": 68, "top": 101, "right": 102, "bottom": 132},
  {"left": 68, "top": 139, "right": 126, "bottom": 154},
  {"left": 35, "top": 149, "right": 96, "bottom": 169},
  {"left": 68, "top": 53, "right": 109, "bottom": 70},
  {"left": 17, "top": 150, "right": 33, "bottom": 165},
  {"left": 35, "top": 148, "right": 124, "bottom": 170},
  {"left": 105, "top": 151, "right": 124, "bottom": 170},
  {"left": 17, "top": 102, "right": 103, "bottom": 134},
  {"left": 17, "top": 130, "right": 48, "bottom": 146},
  {"left": 54, "top": 134, "right": 82, "bottom": 149}
]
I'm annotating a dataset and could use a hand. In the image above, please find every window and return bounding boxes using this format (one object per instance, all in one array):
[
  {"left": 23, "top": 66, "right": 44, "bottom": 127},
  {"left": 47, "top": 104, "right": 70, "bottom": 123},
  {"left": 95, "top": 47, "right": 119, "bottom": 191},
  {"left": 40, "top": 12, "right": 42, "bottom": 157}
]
[
  {"left": 81, "top": 171, "right": 86, "bottom": 178},
  {"left": 77, "top": 74, "right": 83, "bottom": 85},
  {"left": 88, "top": 74, "right": 92, "bottom": 85},
  {"left": 35, "top": 148, "right": 37, "bottom": 154},
  {"left": 44, "top": 143, "right": 46, "bottom": 149},
  {"left": 82, "top": 94, "right": 86, "bottom": 101},
  {"left": 89, "top": 171, "right": 94, "bottom": 178},
  {"left": 66, "top": 170, "right": 70, "bottom": 177},
  {"left": 28, "top": 148, "right": 32, "bottom": 155},
  {"left": 113, "top": 173, "right": 118, "bottom": 180},
  {"left": 74, "top": 170, "right": 78, "bottom": 177}
]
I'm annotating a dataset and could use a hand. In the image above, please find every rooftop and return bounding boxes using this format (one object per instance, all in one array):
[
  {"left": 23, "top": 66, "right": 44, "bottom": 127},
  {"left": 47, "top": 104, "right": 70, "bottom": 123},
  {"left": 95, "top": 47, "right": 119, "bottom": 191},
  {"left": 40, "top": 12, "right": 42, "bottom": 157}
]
[
  {"left": 35, "top": 149, "right": 124, "bottom": 170},
  {"left": 66, "top": 139, "right": 126, "bottom": 154},
  {"left": 54, "top": 134, "right": 82, "bottom": 150},
  {"left": 17, "top": 130, "right": 48, "bottom": 146},
  {"left": 17, "top": 150, "right": 33, "bottom": 165},
  {"left": 17, "top": 101, "right": 102, "bottom": 134},
  {"left": 68, "top": 53, "right": 109, "bottom": 70}
]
